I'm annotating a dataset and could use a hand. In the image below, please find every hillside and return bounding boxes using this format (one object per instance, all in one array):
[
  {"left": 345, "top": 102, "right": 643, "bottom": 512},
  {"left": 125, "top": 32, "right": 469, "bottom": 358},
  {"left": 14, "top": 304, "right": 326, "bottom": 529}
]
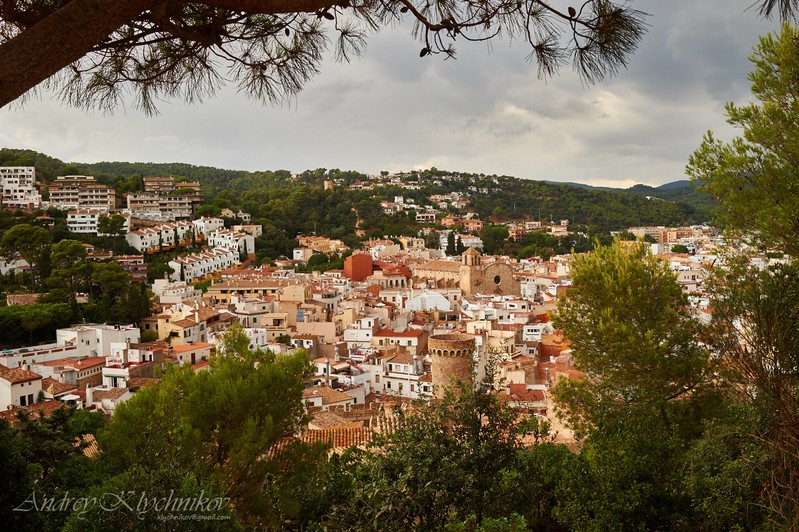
[{"left": 0, "top": 148, "right": 717, "bottom": 235}]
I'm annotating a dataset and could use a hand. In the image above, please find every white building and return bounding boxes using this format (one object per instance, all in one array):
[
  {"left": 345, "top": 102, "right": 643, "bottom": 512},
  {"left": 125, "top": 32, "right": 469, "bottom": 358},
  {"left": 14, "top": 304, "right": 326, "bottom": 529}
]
[
  {"left": 232, "top": 224, "right": 263, "bottom": 238},
  {"left": 67, "top": 210, "right": 131, "bottom": 234},
  {"left": 0, "top": 166, "right": 41, "bottom": 209},
  {"left": 168, "top": 246, "right": 239, "bottom": 282},
  {"left": 343, "top": 316, "right": 379, "bottom": 350},
  {"left": 0, "top": 256, "right": 29, "bottom": 275},
  {"left": 48, "top": 175, "right": 115, "bottom": 212},
  {"left": 193, "top": 217, "right": 225, "bottom": 236},
  {"left": 125, "top": 221, "right": 195, "bottom": 252},
  {"left": 151, "top": 278, "right": 203, "bottom": 305},
  {"left": 208, "top": 228, "right": 254, "bottom": 256},
  {"left": 56, "top": 323, "right": 141, "bottom": 358},
  {"left": 0, "top": 365, "right": 43, "bottom": 410},
  {"left": 127, "top": 193, "right": 193, "bottom": 221}
]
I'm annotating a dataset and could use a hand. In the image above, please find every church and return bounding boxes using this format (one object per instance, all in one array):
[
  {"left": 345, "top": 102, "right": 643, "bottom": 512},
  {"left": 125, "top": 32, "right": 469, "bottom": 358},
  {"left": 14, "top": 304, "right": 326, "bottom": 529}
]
[{"left": 411, "top": 248, "right": 520, "bottom": 297}]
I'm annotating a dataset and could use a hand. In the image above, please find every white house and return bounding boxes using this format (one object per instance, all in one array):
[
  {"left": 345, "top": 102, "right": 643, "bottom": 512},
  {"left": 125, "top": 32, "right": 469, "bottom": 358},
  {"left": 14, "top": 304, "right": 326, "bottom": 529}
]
[
  {"left": 343, "top": 316, "right": 378, "bottom": 350},
  {"left": 208, "top": 228, "right": 255, "bottom": 255},
  {"left": 0, "top": 166, "right": 42, "bottom": 209},
  {"left": 67, "top": 210, "right": 131, "bottom": 234},
  {"left": 0, "top": 365, "right": 43, "bottom": 410},
  {"left": 168, "top": 246, "right": 239, "bottom": 282},
  {"left": 125, "top": 221, "right": 195, "bottom": 253},
  {"left": 193, "top": 217, "right": 225, "bottom": 236}
]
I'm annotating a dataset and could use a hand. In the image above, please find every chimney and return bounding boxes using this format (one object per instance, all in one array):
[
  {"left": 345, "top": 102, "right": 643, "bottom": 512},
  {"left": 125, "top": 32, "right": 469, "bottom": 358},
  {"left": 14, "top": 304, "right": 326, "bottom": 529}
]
[{"left": 326, "top": 358, "right": 331, "bottom": 386}]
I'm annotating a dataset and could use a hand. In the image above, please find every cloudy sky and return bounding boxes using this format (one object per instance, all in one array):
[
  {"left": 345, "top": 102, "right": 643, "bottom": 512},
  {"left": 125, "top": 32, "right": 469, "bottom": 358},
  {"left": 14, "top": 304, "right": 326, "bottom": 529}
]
[{"left": 0, "top": 1, "right": 782, "bottom": 188}]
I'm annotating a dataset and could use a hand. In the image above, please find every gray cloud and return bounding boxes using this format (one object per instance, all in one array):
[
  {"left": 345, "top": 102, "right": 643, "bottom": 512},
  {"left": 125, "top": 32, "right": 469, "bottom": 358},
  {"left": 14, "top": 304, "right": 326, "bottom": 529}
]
[{"left": 0, "top": 2, "right": 785, "bottom": 187}]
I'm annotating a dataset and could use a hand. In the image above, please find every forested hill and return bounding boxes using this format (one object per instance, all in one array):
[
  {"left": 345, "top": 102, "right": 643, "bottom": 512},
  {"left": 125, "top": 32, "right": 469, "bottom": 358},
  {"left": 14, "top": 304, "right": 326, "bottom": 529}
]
[{"left": 0, "top": 148, "right": 716, "bottom": 234}]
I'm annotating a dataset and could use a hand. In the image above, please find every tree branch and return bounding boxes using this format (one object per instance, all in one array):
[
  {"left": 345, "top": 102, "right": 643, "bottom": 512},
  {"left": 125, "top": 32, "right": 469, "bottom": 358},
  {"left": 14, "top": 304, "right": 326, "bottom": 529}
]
[
  {"left": 0, "top": 0, "right": 158, "bottom": 107},
  {"left": 0, "top": 0, "right": 341, "bottom": 108}
]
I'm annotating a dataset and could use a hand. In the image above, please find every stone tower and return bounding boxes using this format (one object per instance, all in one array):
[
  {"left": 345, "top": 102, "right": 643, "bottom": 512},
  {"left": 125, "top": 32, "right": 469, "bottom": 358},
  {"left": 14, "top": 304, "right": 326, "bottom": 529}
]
[{"left": 428, "top": 333, "right": 475, "bottom": 398}]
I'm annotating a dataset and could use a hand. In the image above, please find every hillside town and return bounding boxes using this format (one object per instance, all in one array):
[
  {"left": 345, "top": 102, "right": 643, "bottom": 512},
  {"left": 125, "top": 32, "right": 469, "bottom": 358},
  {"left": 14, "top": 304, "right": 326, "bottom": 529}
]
[
  {"left": 0, "top": 165, "right": 748, "bottom": 451},
  {"left": 2, "top": 7, "right": 797, "bottom": 528}
]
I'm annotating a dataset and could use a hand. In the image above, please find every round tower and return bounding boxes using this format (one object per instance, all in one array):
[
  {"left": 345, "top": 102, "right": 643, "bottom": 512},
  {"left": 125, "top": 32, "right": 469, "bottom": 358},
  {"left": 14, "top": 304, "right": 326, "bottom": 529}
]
[{"left": 428, "top": 333, "right": 475, "bottom": 398}]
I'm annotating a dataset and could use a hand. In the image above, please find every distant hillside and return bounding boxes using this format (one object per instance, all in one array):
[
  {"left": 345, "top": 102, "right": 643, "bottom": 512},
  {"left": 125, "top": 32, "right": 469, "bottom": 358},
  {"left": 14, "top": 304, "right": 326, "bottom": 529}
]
[
  {"left": 542, "top": 180, "right": 617, "bottom": 192},
  {"left": 624, "top": 181, "right": 717, "bottom": 221},
  {"left": 0, "top": 148, "right": 717, "bottom": 231}
]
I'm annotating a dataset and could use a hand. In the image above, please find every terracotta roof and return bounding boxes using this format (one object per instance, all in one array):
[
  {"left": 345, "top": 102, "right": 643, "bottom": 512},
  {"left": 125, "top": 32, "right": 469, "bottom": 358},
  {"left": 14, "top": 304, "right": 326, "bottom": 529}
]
[
  {"left": 0, "top": 400, "right": 65, "bottom": 423},
  {"left": 374, "top": 328, "right": 425, "bottom": 338},
  {"left": 388, "top": 351, "right": 416, "bottom": 365},
  {"left": 75, "top": 433, "right": 101, "bottom": 458},
  {"left": 415, "top": 260, "right": 462, "bottom": 272},
  {"left": 41, "top": 377, "right": 77, "bottom": 396},
  {"left": 126, "top": 377, "right": 161, "bottom": 390},
  {"left": 0, "top": 365, "right": 42, "bottom": 384},
  {"left": 507, "top": 383, "right": 545, "bottom": 402},
  {"left": 40, "top": 356, "right": 106, "bottom": 369},
  {"left": 6, "top": 293, "right": 41, "bottom": 305},
  {"left": 302, "top": 386, "right": 353, "bottom": 405},
  {"left": 308, "top": 411, "right": 364, "bottom": 430},
  {"left": 197, "top": 307, "right": 219, "bottom": 321},
  {"left": 192, "top": 360, "right": 210, "bottom": 370},
  {"left": 301, "top": 427, "right": 373, "bottom": 450},
  {"left": 171, "top": 318, "right": 198, "bottom": 328},
  {"left": 170, "top": 342, "right": 212, "bottom": 353},
  {"left": 538, "top": 361, "right": 585, "bottom": 383},
  {"left": 92, "top": 387, "right": 129, "bottom": 402}
]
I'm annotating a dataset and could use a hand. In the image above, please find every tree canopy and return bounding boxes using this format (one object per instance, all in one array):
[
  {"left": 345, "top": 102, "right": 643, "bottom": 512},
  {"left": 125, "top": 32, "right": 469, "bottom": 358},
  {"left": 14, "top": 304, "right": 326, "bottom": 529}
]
[
  {"left": 0, "top": 0, "right": 650, "bottom": 113},
  {"left": 687, "top": 23, "right": 799, "bottom": 255}
]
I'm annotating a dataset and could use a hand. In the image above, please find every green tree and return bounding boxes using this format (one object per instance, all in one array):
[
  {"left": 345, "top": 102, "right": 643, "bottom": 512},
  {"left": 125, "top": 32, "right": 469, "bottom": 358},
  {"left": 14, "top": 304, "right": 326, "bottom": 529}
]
[
  {"left": 706, "top": 260, "right": 799, "bottom": 528},
  {"left": 97, "top": 214, "right": 127, "bottom": 253},
  {"left": 455, "top": 234, "right": 466, "bottom": 254},
  {"left": 552, "top": 240, "right": 712, "bottom": 433},
  {"left": 1, "top": 406, "right": 106, "bottom": 531},
  {"left": 480, "top": 225, "right": 508, "bottom": 255},
  {"left": 324, "top": 379, "right": 538, "bottom": 530},
  {"left": 98, "top": 325, "right": 325, "bottom": 527},
  {"left": 47, "top": 239, "right": 91, "bottom": 296},
  {"left": 424, "top": 230, "right": 441, "bottom": 250},
  {"left": 446, "top": 231, "right": 457, "bottom": 255},
  {"left": 0, "top": 1, "right": 648, "bottom": 112},
  {"left": 550, "top": 240, "right": 721, "bottom": 530},
  {"left": 1, "top": 224, "right": 52, "bottom": 292},
  {"left": 687, "top": 23, "right": 799, "bottom": 256},
  {"left": 670, "top": 243, "right": 690, "bottom": 253},
  {"left": 90, "top": 261, "right": 130, "bottom": 301}
]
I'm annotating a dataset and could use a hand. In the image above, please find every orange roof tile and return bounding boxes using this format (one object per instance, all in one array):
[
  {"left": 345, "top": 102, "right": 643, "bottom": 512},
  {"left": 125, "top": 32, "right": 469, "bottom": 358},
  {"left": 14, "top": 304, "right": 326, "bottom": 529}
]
[{"left": 0, "top": 365, "right": 42, "bottom": 384}]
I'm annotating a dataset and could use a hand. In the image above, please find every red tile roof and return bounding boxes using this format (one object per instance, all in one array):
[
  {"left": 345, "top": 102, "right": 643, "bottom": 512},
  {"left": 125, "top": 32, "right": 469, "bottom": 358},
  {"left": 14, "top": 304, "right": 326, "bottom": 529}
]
[
  {"left": 0, "top": 400, "right": 65, "bottom": 423},
  {"left": 0, "top": 365, "right": 42, "bottom": 384},
  {"left": 75, "top": 433, "right": 101, "bottom": 458},
  {"left": 39, "top": 356, "right": 106, "bottom": 369},
  {"left": 374, "top": 328, "right": 425, "bottom": 338},
  {"left": 41, "top": 377, "right": 77, "bottom": 396}
]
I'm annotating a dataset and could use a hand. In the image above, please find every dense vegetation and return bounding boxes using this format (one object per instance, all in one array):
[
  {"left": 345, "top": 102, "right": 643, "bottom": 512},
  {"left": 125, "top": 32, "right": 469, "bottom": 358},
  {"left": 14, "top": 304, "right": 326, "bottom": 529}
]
[{"left": 0, "top": 147, "right": 715, "bottom": 263}]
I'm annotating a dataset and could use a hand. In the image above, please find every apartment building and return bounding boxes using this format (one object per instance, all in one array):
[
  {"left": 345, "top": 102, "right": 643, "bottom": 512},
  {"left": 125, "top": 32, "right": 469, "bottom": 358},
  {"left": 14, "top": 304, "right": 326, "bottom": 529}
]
[
  {"left": 125, "top": 220, "right": 195, "bottom": 252},
  {"left": 168, "top": 246, "right": 239, "bottom": 282},
  {"left": 49, "top": 175, "right": 115, "bottom": 212},
  {"left": 0, "top": 166, "right": 42, "bottom": 209},
  {"left": 127, "top": 192, "right": 195, "bottom": 221},
  {"left": 143, "top": 176, "right": 201, "bottom": 194},
  {"left": 207, "top": 228, "right": 255, "bottom": 255},
  {"left": 67, "top": 210, "right": 130, "bottom": 234}
]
